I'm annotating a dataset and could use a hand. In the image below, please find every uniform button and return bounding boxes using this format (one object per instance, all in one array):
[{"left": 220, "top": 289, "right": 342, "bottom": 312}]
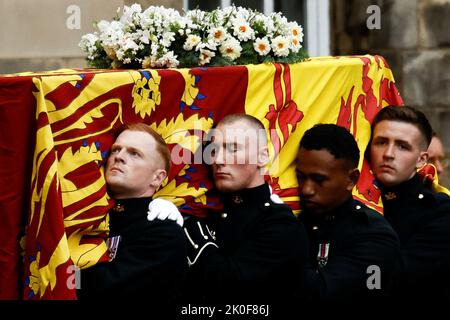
[
  {"left": 264, "top": 202, "right": 270, "bottom": 207},
  {"left": 312, "top": 225, "right": 319, "bottom": 230},
  {"left": 418, "top": 194, "right": 424, "bottom": 199},
  {"left": 356, "top": 205, "right": 361, "bottom": 210},
  {"left": 221, "top": 213, "right": 228, "bottom": 219}
]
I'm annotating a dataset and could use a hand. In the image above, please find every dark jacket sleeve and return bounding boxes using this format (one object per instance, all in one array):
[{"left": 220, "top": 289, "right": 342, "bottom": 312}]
[
  {"left": 79, "top": 220, "right": 187, "bottom": 300},
  {"left": 399, "top": 209, "right": 450, "bottom": 288},
  {"left": 304, "top": 218, "right": 400, "bottom": 301},
  {"left": 192, "top": 210, "right": 308, "bottom": 294}
]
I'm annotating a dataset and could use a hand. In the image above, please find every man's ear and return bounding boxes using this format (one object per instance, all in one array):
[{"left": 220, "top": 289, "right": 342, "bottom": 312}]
[
  {"left": 346, "top": 168, "right": 360, "bottom": 191},
  {"left": 416, "top": 151, "right": 428, "bottom": 169},
  {"left": 151, "top": 169, "right": 168, "bottom": 189},
  {"left": 257, "top": 145, "right": 269, "bottom": 168}
]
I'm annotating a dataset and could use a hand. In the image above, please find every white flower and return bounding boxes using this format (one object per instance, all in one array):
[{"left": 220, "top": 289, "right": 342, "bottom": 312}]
[
  {"left": 219, "top": 37, "right": 242, "bottom": 61},
  {"left": 80, "top": 5, "right": 305, "bottom": 68},
  {"left": 199, "top": 49, "right": 215, "bottom": 65},
  {"left": 120, "top": 4, "right": 142, "bottom": 26},
  {"left": 140, "top": 30, "right": 150, "bottom": 44},
  {"left": 161, "top": 31, "right": 175, "bottom": 47},
  {"left": 208, "top": 27, "right": 227, "bottom": 44},
  {"left": 253, "top": 37, "right": 271, "bottom": 56},
  {"left": 183, "top": 34, "right": 201, "bottom": 51},
  {"left": 288, "top": 22, "right": 304, "bottom": 42},
  {"left": 79, "top": 34, "right": 99, "bottom": 59},
  {"left": 159, "top": 51, "right": 179, "bottom": 68},
  {"left": 271, "top": 35, "right": 290, "bottom": 57},
  {"left": 232, "top": 20, "right": 254, "bottom": 42},
  {"left": 290, "top": 36, "right": 302, "bottom": 53}
]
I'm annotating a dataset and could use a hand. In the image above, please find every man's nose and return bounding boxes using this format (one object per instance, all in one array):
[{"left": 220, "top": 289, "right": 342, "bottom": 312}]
[
  {"left": 383, "top": 144, "right": 395, "bottom": 159},
  {"left": 212, "top": 147, "right": 225, "bottom": 165},
  {"left": 113, "top": 149, "right": 126, "bottom": 163},
  {"left": 300, "top": 180, "right": 315, "bottom": 197}
]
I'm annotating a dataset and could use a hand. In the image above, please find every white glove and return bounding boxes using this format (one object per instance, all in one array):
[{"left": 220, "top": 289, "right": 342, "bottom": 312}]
[
  {"left": 268, "top": 185, "right": 284, "bottom": 204},
  {"left": 147, "top": 198, "right": 184, "bottom": 227}
]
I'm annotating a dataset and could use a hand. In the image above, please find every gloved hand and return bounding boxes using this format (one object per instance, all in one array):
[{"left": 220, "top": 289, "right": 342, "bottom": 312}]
[
  {"left": 183, "top": 217, "right": 218, "bottom": 267},
  {"left": 268, "top": 185, "right": 284, "bottom": 204},
  {"left": 147, "top": 198, "right": 184, "bottom": 227}
]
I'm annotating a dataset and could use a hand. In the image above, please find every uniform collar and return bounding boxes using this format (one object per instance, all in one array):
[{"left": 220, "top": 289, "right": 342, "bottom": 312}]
[
  {"left": 224, "top": 183, "right": 271, "bottom": 208},
  {"left": 109, "top": 197, "right": 152, "bottom": 232},
  {"left": 300, "top": 196, "right": 357, "bottom": 225},
  {"left": 380, "top": 174, "right": 424, "bottom": 204}
]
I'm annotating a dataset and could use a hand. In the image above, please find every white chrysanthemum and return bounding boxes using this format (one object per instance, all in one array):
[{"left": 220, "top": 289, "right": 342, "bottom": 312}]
[
  {"left": 219, "top": 37, "right": 242, "bottom": 61},
  {"left": 80, "top": 4, "right": 305, "bottom": 68},
  {"left": 290, "top": 36, "right": 302, "bottom": 53},
  {"left": 208, "top": 27, "right": 227, "bottom": 44},
  {"left": 289, "top": 23, "right": 303, "bottom": 38},
  {"left": 271, "top": 35, "right": 290, "bottom": 57},
  {"left": 199, "top": 49, "right": 215, "bottom": 65},
  {"left": 253, "top": 37, "right": 271, "bottom": 56},
  {"left": 232, "top": 20, "right": 254, "bottom": 42},
  {"left": 183, "top": 34, "right": 201, "bottom": 50}
]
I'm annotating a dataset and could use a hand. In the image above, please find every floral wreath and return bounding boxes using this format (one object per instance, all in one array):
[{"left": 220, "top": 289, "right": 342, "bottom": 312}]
[{"left": 79, "top": 4, "right": 307, "bottom": 69}]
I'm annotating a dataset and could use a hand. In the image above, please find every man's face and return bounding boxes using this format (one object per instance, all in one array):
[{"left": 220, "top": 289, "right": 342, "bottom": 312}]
[
  {"left": 210, "top": 121, "right": 268, "bottom": 192},
  {"left": 106, "top": 130, "right": 165, "bottom": 199},
  {"left": 296, "top": 148, "right": 357, "bottom": 216},
  {"left": 428, "top": 136, "right": 446, "bottom": 176},
  {"left": 370, "top": 120, "right": 428, "bottom": 188}
]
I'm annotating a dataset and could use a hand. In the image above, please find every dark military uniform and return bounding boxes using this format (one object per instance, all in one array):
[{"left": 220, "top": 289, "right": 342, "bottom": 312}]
[
  {"left": 299, "top": 197, "right": 400, "bottom": 302},
  {"left": 380, "top": 174, "right": 450, "bottom": 302},
  {"left": 186, "top": 183, "right": 308, "bottom": 303},
  {"left": 78, "top": 197, "right": 187, "bottom": 302}
]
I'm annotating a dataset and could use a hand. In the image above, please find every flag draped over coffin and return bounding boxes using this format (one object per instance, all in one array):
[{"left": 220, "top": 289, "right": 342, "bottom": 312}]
[{"left": 5, "top": 55, "right": 404, "bottom": 299}]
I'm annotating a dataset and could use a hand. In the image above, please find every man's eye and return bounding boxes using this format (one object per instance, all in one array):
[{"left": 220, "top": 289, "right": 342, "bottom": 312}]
[
  {"left": 312, "top": 176, "right": 325, "bottom": 184},
  {"left": 111, "top": 148, "right": 120, "bottom": 153}
]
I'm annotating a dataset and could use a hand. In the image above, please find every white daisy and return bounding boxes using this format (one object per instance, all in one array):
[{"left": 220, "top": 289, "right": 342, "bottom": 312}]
[
  {"left": 183, "top": 34, "right": 201, "bottom": 51},
  {"left": 208, "top": 27, "right": 227, "bottom": 44},
  {"left": 199, "top": 49, "right": 216, "bottom": 65},
  {"left": 271, "top": 35, "right": 290, "bottom": 57},
  {"left": 232, "top": 20, "right": 254, "bottom": 42},
  {"left": 253, "top": 38, "right": 271, "bottom": 56},
  {"left": 219, "top": 37, "right": 242, "bottom": 61}
]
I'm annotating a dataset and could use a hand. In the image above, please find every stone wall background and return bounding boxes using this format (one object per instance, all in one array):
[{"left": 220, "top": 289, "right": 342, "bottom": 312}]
[
  {"left": 0, "top": 0, "right": 180, "bottom": 74},
  {"left": 332, "top": 0, "right": 450, "bottom": 185}
]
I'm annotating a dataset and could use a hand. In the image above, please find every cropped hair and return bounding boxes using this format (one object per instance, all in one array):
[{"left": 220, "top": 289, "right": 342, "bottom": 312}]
[
  {"left": 300, "top": 124, "right": 360, "bottom": 169},
  {"left": 116, "top": 123, "right": 171, "bottom": 173},
  {"left": 371, "top": 106, "right": 432, "bottom": 148}
]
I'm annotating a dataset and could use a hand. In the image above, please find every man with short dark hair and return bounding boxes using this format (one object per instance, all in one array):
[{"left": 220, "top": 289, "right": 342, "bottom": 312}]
[
  {"left": 369, "top": 106, "right": 450, "bottom": 301},
  {"left": 183, "top": 114, "right": 308, "bottom": 304},
  {"left": 78, "top": 123, "right": 187, "bottom": 302},
  {"left": 297, "top": 124, "right": 400, "bottom": 302}
]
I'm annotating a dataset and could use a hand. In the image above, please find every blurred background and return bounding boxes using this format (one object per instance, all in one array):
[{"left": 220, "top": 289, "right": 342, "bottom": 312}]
[{"left": 0, "top": 0, "right": 448, "bottom": 185}]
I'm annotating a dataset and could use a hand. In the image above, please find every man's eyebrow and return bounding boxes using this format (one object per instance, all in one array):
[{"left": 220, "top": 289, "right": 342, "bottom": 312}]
[
  {"left": 394, "top": 139, "right": 412, "bottom": 146},
  {"left": 372, "top": 135, "right": 388, "bottom": 140}
]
